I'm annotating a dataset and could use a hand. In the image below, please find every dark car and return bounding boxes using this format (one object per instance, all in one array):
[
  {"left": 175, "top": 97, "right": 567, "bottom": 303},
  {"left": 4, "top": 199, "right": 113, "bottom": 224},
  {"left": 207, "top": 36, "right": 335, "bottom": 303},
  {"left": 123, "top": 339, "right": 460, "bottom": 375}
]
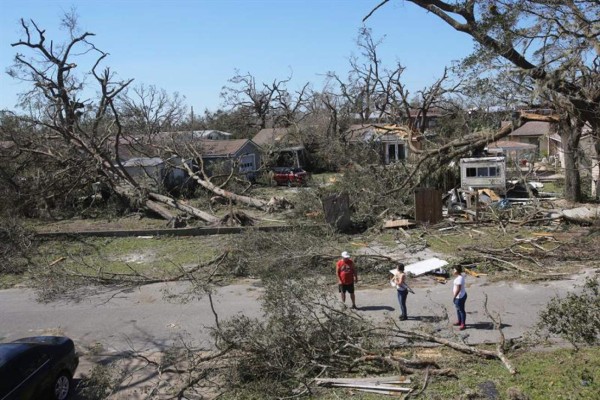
[
  {"left": 0, "top": 336, "right": 79, "bottom": 400},
  {"left": 272, "top": 167, "right": 308, "bottom": 186}
]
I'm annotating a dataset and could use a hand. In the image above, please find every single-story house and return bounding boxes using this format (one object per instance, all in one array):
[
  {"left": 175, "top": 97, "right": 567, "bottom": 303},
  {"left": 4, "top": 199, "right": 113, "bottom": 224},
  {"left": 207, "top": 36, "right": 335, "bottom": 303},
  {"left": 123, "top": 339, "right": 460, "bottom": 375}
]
[
  {"left": 198, "top": 139, "right": 262, "bottom": 177},
  {"left": 345, "top": 124, "right": 421, "bottom": 164},
  {"left": 114, "top": 132, "right": 261, "bottom": 183},
  {"left": 508, "top": 121, "right": 557, "bottom": 158},
  {"left": 252, "top": 127, "right": 306, "bottom": 168},
  {"left": 406, "top": 108, "right": 445, "bottom": 133},
  {"left": 121, "top": 156, "right": 197, "bottom": 193}
]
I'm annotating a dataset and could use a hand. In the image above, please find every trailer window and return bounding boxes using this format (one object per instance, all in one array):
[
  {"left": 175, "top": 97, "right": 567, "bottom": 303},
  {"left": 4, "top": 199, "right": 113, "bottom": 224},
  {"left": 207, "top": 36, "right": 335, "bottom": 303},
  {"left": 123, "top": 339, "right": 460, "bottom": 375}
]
[
  {"left": 466, "top": 167, "right": 477, "bottom": 177},
  {"left": 477, "top": 167, "right": 489, "bottom": 177}
]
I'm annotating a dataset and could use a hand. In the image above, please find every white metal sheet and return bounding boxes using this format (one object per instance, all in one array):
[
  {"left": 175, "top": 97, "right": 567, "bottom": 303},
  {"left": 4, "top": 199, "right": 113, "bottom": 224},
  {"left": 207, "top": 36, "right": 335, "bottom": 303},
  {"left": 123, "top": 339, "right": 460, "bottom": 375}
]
[{"left": 390, "top": 257, "right": 449, "bottom": 277}]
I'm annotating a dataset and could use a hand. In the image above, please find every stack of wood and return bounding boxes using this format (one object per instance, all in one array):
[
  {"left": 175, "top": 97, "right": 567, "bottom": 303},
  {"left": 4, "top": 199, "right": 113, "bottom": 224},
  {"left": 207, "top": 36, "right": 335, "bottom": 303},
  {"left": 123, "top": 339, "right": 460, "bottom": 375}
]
[{"left": 315, "top": 375, "right": 412, "bottom": 396}]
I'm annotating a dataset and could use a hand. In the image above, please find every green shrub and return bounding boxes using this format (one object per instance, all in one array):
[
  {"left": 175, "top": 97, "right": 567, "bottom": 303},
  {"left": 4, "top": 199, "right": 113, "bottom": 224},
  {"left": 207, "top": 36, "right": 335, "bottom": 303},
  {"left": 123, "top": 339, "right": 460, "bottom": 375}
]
[{"left": 537, "top": 277, "right": 600, "bottom": 349}]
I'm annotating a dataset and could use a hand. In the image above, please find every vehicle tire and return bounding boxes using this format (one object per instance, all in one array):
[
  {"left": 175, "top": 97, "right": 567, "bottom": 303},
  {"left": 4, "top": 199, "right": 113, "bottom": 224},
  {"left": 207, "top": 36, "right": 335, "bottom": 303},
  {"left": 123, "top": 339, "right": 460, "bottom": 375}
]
[{"left": 52, "top": 372, "right": 72, "bottom": 400}]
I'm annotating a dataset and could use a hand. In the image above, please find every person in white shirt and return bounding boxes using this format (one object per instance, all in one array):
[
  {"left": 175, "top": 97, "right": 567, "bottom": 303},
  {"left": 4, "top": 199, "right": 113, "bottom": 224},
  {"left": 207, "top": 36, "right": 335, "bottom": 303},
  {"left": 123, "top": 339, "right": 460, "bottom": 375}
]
[
  {"left": 452, "top": 265, "right": 468, "bottom": 330},
  {"left": 394, "top": 263, "right": 409, "bottom": 320}
]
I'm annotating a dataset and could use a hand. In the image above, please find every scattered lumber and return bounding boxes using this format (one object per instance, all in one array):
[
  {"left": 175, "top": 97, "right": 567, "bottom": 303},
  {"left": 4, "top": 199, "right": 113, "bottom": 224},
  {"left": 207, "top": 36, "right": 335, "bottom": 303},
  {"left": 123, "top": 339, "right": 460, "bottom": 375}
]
[
  {"left": 316, "top": 375, "right": 413, "bottom": 396},
  {"left": 465, "top": 268, "right": 486, "bottom": 277},
  {"left": 355, "top": 388, "right": 406, "bottom": 396},
  {"left": 383, "top": 219, "right": 416, "bottom": 229},
  {"left": 315, "top": 376, "right": 411, "bottom": 385},
  {"left": 330, "top": 383, "right": 411, "bottom": 392}
]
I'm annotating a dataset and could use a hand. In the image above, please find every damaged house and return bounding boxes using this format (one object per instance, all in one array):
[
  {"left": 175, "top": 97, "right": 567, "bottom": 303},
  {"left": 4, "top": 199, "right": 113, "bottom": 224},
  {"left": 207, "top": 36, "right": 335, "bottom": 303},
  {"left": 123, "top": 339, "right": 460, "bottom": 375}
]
[
  {"left": 115, "top": 132, "right": 262, "bottom": 190},
  {"left": 252, "top": 127, "right": 307, "bottom": 168},
  {"left": 345, "top": 124, "right": 421, "bottom": 164}
]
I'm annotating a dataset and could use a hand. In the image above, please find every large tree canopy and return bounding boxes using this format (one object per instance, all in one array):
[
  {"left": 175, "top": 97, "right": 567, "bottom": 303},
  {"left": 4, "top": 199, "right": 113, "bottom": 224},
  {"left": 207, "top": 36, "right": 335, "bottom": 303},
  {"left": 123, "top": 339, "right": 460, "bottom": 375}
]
[{"left": 369, "top": 0, "right": 600, "bottom": 200}]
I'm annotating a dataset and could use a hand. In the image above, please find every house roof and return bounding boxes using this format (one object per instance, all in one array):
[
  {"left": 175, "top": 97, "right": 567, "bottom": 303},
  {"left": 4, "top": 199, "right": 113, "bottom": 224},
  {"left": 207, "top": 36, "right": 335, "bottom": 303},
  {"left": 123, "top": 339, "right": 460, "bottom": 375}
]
[
  {"left": 487, "top": 140, "right": 537, "bottom": 150},
  {"left": 346, "top": 124, "right": 415, "bottom": 142},
  {"left": 191, "top": 130, "right": 233, "bottom": 139},
  {"left": 122, "top": 157, "right": 164, "bottom": 167},
  {"left": 199, "top": 139, "right": 254, "bottom": 157},
  {"left": 253, "top": 127, "right": 300, "bottom": 147},
  {"left": 509, "top": 121, "right": 554, "bottom": 137}
]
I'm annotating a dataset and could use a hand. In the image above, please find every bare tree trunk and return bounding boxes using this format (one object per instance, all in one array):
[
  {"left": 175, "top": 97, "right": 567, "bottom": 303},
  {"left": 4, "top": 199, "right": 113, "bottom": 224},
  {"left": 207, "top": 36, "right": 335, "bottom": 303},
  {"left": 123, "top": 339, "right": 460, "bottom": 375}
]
[
  {"left": 148, "top": 192, "right": 220, "bottom": 224},
  {"left": 180, "top": 162, "right": 270, "bottom": 211},
  {"left": 560, "top": 119, "right": 582, "bottom": 202},
  {"left": 146, "top": 200, "right": 178, "bottom": 224}
]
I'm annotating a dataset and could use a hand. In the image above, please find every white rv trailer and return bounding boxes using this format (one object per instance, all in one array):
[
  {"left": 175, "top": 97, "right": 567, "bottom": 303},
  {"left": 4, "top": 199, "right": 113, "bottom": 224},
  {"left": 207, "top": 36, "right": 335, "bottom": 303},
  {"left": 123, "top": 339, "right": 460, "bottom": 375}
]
[{"left": 459, "top": 156, "right": 506, "bottom": 193}]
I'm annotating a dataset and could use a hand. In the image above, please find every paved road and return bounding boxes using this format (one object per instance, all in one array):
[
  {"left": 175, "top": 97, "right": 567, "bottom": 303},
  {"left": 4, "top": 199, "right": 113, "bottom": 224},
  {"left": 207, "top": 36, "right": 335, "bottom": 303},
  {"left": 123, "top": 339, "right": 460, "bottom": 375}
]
[{"left": 1, "top": 269, "right": 594, "bottom": 355}]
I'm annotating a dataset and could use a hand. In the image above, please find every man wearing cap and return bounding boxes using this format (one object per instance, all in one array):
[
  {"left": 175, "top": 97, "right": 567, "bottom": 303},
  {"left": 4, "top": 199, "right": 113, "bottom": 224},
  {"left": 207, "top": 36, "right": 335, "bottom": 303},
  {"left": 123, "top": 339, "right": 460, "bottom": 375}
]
[{"left": 336, "top": 251, "right": 358, "bottom": 309}]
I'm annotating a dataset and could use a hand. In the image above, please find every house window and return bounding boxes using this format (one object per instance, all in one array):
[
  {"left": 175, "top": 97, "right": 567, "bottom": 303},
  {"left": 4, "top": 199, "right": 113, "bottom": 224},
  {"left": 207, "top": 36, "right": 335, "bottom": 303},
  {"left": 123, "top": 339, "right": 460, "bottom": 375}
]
[
  {"left": 388, "top": 144, "right": 396, "bottom": 161},
  {"left": 398, "top": 144, "right": 405, "bottom": 160},
  {"left": 387, "top": 143, "right": 405, "bottom": 163},
  {"left": 467, "top": 166, "right": 499, "bottom": 178}
]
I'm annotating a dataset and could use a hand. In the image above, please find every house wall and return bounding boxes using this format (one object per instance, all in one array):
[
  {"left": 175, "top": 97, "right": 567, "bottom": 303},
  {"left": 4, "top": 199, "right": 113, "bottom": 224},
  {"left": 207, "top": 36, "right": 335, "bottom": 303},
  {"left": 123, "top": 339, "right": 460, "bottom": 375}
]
[
  {"left": 235, "top": 141, "right": 262, "bottom": 171},
  {"left": 203, "top": 141, "right": 262, "bottom": 177}
]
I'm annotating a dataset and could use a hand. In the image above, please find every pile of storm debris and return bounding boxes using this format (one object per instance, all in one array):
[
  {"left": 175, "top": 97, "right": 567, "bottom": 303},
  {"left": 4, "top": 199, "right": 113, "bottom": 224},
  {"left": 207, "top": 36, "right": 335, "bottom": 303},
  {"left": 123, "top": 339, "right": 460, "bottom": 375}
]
[{"left": 315, "top": 375, "right": 413, "bottom": 396}]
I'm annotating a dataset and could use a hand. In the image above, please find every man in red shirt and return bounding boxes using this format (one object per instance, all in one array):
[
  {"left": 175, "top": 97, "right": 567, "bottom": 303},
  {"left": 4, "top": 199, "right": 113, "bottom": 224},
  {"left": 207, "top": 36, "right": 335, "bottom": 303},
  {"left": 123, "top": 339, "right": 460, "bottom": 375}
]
[{"left": 336, "top": 251, "right": 358, "bottom": 309}]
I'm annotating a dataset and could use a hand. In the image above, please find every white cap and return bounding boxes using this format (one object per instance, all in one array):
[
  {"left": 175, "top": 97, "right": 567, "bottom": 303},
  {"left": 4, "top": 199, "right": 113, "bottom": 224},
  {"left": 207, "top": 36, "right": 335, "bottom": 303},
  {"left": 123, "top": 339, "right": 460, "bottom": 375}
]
[{"left": 341, "top": 251, "right": 350, "bottom": 259}]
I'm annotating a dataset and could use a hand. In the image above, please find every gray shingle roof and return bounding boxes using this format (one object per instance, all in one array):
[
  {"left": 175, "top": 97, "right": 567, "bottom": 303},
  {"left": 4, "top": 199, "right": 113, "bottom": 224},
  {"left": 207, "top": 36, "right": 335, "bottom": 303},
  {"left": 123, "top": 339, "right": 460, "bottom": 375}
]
[{"left": 509, "top": 121, "right": 553, "bottom": 137}]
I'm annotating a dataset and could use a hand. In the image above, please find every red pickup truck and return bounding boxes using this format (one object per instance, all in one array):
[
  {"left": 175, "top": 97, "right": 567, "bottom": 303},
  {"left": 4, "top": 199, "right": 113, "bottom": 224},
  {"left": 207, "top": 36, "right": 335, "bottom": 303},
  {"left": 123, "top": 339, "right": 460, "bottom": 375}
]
[{"left": 272, "top": 167, "right": 308, "bottom": 186}]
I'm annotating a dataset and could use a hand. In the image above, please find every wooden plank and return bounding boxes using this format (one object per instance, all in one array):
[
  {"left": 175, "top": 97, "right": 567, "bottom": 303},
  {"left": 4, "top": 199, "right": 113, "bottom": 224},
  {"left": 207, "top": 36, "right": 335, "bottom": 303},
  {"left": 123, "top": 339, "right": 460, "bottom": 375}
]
[
  {"left": 355, "top": 388, "right": 406, "bottom": 396},
  {"left": 330, "top": 383, "right": 411, "bottom": 392},
  {"left": 383, "top": 219, "right": 416, "bottom": 229},
  {"left": 315, "top": 376, "right": 411, "bottom": 385},
  {"left": 465, "top": 268, "right": 487, "bottom": 277}
]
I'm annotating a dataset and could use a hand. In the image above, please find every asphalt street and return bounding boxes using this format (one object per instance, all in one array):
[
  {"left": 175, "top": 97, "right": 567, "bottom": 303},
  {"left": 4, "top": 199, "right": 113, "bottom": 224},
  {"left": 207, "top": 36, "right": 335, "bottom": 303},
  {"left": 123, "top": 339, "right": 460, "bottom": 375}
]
[{"left": 1, "top": 269, "right": 594, "bottom": 355}]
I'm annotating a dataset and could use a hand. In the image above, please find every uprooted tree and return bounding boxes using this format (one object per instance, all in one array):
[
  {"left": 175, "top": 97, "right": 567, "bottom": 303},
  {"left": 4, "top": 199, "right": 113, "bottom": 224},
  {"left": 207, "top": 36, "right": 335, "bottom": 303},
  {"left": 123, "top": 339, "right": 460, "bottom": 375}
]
[{"left": 6, "top": 15, "right": 286, "bottom": 226}]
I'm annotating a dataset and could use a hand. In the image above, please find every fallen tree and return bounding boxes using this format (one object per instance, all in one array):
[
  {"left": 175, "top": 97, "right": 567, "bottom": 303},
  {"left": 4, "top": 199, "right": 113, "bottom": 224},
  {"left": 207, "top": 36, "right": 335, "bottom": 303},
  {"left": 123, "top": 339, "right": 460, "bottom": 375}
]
[{"left": 8, "top": 16, "right": 281, "bottom": 226}]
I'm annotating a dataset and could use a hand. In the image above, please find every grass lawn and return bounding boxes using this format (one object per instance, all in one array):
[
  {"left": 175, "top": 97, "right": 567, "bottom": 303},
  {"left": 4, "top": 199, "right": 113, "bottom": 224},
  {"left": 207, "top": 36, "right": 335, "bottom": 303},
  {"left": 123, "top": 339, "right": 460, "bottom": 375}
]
[
  {"left": 312, "top": 346, "right": 600, "bottom": 399},
  {"left": 30, "top": 235, "right": 226, "bottom": 281}
]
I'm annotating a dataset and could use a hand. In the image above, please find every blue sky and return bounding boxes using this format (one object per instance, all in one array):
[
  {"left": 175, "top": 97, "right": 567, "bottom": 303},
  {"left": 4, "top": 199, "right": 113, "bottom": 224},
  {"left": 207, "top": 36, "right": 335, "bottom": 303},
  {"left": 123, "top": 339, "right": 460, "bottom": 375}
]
[{"left": 0, "top": 0, "right": 475, "bottom": 114}]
